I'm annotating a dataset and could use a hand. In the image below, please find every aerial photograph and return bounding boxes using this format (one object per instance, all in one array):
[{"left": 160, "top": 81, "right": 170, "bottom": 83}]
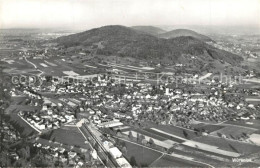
[{"left": 0, "top": 0, "right": 260, "bottom": 167}]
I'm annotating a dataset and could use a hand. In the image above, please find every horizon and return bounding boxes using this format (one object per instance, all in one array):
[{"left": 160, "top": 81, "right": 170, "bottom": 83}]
[
  {"left": 1, "top": 24, "right": 260, "bottom": 36},
  {"left": 0, "top": 0, "right": 260, "bottom": 32}
]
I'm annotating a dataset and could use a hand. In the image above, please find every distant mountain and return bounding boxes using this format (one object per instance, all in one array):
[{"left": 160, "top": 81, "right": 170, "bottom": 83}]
[
  {"left": 55, "top": 25, "right": 242, "bottom": 65},
  {"left": 159, "top": 29, "right": 212, "bottom": 42},
  {"left": 131, "top": 26, "right": 166, "bottom": 36}
]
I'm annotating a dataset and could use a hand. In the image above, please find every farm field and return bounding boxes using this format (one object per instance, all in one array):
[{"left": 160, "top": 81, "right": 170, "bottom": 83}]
[
  {"left": 146, "top": 122, "right": 200, "bottom": 140},
  {"left": 40, "top": 126, "right": 89, "bottom": 149},
  {"left": 210, "top": 125, "right": 257, "bottom": 139},
  {"left": 133, "top": 128, "right": 168, "bottom": 141},
  {"left": 144, "top": 128, "right": 185, "bottom": 143},
  {"left": 27, "top": 57, "right": 104, "bottom": 76},
  {"left": 117, "top": 139, "right": 162, "bottom": 167},
  {"left": 150, "top": 155, "right": 208, "bottom": 167},
  {"left": 224, "top": 120, "right": 260, "bottom": 129},
  {"left": 3, "top": 59, "right": 33, "bottom": 70},
  {"left": 239, "top": 162, "right": 260, "bottom": 167},
  {"left": 192, "top": 136, "right": 260, "bottom": 155},
  {"left": 191, "top": 123, "right": 224, "bottom": 133},
  {"left": 5, "top": 105, "right": 41, "bottom": 114},
  {"left": 8, "top": 112, "right": 38, "bottom": 136}
]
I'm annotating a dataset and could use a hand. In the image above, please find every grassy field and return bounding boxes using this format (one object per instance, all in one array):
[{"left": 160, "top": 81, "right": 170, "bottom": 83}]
[
  {"left": 144, "top": 128, "right": 185, "bottom": 143},
  {"left": 224, "top": 120, "right": 260, "bottom": 129},
  {"left": 191, "top": 123, "right": 224, "bottom": 133},
  {"left": 146, "top": 122, "right": 200, "bottom": 140},
  {"left": 27, "top": 57, "right": 103, "bottom": 76},
  {"left": 133, "top": 128, "right": 168, "bottom": 141},
  {"left": 4, "top": 104, "right": 40, "bottom": 136},
  {"left": 192, "top": 136, "right": 260, "bottom": 155},
  {"left": 5, "top": 104, "right": 40, "bottom": 114},
  {"left": 117, "top": 139, "right": 161, "bottom": 167},
  {"left": 41, "top": 126, "right": 89, "bottom": 149},
  {"left": 8, "top": 113, "right": 38, "bottom": 136},
  {"left": 211, "top": 125, "right": 257, "bottom": 139},
  {"left": 150, "top": 155, "right": 208, "bottom": 167}
]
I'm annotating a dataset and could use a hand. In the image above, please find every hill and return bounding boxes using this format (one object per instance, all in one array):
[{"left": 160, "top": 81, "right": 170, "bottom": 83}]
[
  {"left": 159, "top": 29, "right": 212, "bottom": 42},
  {"left": 55, "top": 25, "right": 242, "bottom": 65},
  {"left": 131, "top": 26, "right": 166, "bottom": 36}
]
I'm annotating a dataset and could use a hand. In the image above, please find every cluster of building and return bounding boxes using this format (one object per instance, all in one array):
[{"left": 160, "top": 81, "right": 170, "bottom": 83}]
[
  {"left": 207, "top": 41, "right": 259, "bottom": 58},
  {"left": 32, "top": 142, "right": 99, "bottom": 167},
  {"left": 18, "top": 99, "right": 76, "bottom": 131},
  {"left": 1, "top": 120, "right": 21, "bottom": 144}
]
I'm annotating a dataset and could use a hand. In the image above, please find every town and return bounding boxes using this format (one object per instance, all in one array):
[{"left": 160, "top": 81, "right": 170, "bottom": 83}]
[{"left": 1, "top": 0, "right": 260, "bottom": 166}]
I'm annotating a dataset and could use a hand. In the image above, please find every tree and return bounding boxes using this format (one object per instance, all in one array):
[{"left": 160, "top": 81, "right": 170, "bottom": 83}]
[
  {"left": 149, "top": 138, "right": 155, "bottom": 147},
  {"left": 130, "top": 156, "right": 138, "bottom": 167},
  {"left": 122, "top": 146, "right": 127, "bottom": 154},
  {"left": 136, "top": 133, "right": 140, "bottom": 142},
  {"left": 183, "top": 130, "right": 188, "bottom": 139},
  {"left": 128, "top": 131, "right": 134, "bottom": 140}
]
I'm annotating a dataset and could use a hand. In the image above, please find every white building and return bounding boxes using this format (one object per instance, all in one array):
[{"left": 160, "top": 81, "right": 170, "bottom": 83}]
[
  {"left": 116, "top": 157, "right": 132, "bottom": 168},
  {"left": 98, "top": 121, "right": 123, "bottom": 128},
  {"left": 109, "top": 147, "right": 122, "bottom": 159}
]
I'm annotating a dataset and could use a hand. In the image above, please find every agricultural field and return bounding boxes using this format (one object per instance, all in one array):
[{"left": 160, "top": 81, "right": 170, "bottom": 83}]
[
  {"left": 5, "top": 104, "right": 41, "bottom": 114},
  {"left": 133, "top": 128, "right": 168, "bottom": 141},
  {"left": 210, "top": 125, "right": 257, "bottom": 139},
  {"left": 150, "top": 155, "right": 207, "bottom": 167},
  {"left": 146, "top": 122, "right": 201, "bottom": 140},
  {"left": 26, "top": 57, "right": 104, "bottom": 76},
  {"left": 192, "top": 136, "right": 260, "bottom": 155},
  {"left": 7, "top": 112, "right": 38, "bottom": 136},
  {"left": 117, "top": 139, "right": 162, "bottom": 167},
  {"left": 224, "top": 120, "right": 260, "bottom": 129},
  {"left": 144, "top": 128, "right": 185, "bottom": 143},
  {"left": 191, "top": 123, "right": 224, "bottom": 133},
  {"left": 40, "top": 126, "right": 90, "bottom": 149}
]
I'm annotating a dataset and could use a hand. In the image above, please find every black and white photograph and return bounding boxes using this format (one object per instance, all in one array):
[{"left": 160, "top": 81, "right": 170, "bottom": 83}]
[{"left": 0, "top": 0, "right": 260, "bottom": 167}]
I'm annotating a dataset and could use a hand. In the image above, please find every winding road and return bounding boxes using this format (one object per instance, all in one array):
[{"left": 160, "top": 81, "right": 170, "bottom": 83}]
[{"left": 23, "top": 56, "right": 44, "bottom": 76}]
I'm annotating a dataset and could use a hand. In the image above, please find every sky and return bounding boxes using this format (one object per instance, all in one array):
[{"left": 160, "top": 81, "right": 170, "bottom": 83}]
[{"left": 0, "top": 0, "right": 260, "bottom": 30}]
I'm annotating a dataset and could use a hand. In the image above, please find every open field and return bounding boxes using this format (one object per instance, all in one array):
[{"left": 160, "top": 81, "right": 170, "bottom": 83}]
[
  {"left": 26, "top": 57, "right": 104, "bottom": 76},
  {"left": 239, "top": 162, "right": 260, "bottom": 168},
  {"left": 5, "top": 104, "right": 41, "bottom": 114},
  {"left": 144, "top": 128, "right": 185, "bottom": 143},
  {"left": 117, "top": 139, "right": 162, "bottom": 167},
  {"left": 211, "top": 125, "right": 257, "bottom": 139},
  {"left": 8, "top": 113, "right": 38, "bottom": 136},
  {"left": 133, "top": 128, "right": 168, "bottom": 141},
  {"left": 145, "top": 122, "right": 200, "bottom": 140},
  {"left": 41, "top": 126, "right": 89, "bottom": 149},
  {"left": 224, "top": 120, "right": 260, "bottom": 129},
  {"left": 192, "top": 136, "right": 260, "bottom": 155},
  {"left": 191, "top": 123, "right": 224, "bottom": 133},
  {"left": 150, "top": 155, "right": 208, "bottom": 167}
]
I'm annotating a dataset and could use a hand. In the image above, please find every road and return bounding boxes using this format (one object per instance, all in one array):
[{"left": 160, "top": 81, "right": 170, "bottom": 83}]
[{"left": 23, "top": 56, "right": 44, "bottom": 76}]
